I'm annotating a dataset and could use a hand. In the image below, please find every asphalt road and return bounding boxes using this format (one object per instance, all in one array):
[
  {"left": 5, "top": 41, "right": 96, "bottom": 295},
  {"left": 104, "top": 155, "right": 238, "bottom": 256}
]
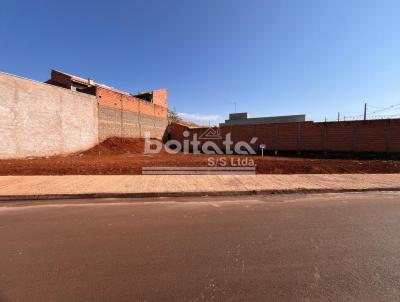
[{"left": 1, "top": 192, "right": 400, "bottom": 302}]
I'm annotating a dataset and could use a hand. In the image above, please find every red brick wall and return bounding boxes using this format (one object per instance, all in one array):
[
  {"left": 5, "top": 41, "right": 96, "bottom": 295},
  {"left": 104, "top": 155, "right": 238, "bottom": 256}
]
[
  {"left": 97, "top": 87, "right": 123, "bottom": 110},
  {"left": 96, "top": 86, "right": 167, "bottom": 119},
  {"left": 46, "top": 70, "right": 72, "bottom": 89},
  {"left": 390, "top": 120, "right": 400, "bottom": 152},
  {"left": 97, "top": 86, "right": 168, "bottom": 141},
  {"left": 299, "top": 122, "right": 325, "bottom": 151},
  {"left": 168, "top": 123, "right": 189, "bottom": 141},
  {"left": 152, "top": 89, "right": 168, "bottom": 107},
  {"left": 169, "top": 119, "right": 400, "bottom": 153}
]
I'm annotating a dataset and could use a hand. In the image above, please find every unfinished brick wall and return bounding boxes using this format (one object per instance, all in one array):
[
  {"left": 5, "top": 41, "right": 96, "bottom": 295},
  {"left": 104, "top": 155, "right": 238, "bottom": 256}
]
[
  {"left": 97, "top": 87, "right": 168, "bottom": 141},
  {"left": 152, "top": 89, "right": 168, "bottom": 107},
  {"left": 169, "top": 119, "right": 400, "bottom": 154},
  {"left": 45, "top": 70, "right": 72, "bottom": 89},
  {"left": 45, "top": 70, "right": 169, "bottom": 142}
]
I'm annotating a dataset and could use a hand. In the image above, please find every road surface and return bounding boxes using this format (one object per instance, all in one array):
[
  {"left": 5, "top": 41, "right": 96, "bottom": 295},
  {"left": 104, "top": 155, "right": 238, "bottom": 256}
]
[{"left": 1, "top": 192, "right": 400, "bottom": 301}]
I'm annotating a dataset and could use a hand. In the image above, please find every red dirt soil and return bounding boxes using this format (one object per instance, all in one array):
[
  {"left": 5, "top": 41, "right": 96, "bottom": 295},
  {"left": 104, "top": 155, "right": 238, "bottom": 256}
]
[{"left": 0, "top": 137, "right": 399, "bottom": 175}]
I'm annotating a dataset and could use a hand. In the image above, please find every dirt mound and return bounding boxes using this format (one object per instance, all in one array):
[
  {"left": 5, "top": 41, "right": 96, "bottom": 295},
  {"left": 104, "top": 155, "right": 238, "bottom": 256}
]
[{"left": 81, "top": 137, "right": 160, "bottom": 156}]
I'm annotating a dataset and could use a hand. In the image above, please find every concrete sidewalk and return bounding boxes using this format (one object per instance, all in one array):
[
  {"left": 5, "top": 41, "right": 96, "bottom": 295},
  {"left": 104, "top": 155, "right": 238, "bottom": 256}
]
[{"left": 0, "top": 174, "right": 399, "bottom": 201}]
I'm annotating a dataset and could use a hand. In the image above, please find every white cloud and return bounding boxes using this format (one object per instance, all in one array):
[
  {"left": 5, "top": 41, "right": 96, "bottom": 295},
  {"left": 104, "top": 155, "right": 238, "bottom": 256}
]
[{"left": 178, "top": 112, "right": 224, "bottom": 122}]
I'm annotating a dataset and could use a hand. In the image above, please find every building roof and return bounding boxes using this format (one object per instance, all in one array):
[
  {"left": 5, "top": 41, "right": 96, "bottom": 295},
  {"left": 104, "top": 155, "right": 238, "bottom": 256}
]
[
  {"left": 52, "top": 69, "right": 134, "bottom": 96},
  {"left": 221, "top": 112, "right": 307, "bottom": 125}
]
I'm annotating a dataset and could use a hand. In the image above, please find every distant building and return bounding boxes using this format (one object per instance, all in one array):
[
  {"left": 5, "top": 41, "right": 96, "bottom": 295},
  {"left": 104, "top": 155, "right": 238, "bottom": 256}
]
[{"left": 220, "top": 112, "right": 306, "bottom": 126}]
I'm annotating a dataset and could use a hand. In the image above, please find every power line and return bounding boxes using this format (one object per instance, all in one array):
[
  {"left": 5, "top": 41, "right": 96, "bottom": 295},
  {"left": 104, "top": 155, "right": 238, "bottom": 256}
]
[
  {"left": 368, "top": 104, "right": 385, "bottom": 110},
  {"left": 369, "top": 103, "right": 400, "bottom": 115}
]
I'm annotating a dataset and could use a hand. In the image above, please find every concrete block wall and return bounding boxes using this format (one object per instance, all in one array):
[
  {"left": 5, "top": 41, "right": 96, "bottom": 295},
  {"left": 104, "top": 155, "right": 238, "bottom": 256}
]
[
  {"left": 0, "top": 72, "right": 98, "bottom": 159},
  {"left": 169, "top": 119, "right": 400, "bottom": 154}
]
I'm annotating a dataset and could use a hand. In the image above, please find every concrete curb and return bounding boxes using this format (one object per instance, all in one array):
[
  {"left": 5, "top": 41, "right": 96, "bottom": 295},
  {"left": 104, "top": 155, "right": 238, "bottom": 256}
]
[{"left": 1, "top": 187, "right": 400, "bottom": 202}]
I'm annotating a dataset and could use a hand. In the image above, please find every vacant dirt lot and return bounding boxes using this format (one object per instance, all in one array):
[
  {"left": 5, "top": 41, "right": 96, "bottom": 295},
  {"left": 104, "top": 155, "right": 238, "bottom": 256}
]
[{"left": 0, "top": 138, "right": 399, "bottom": 175}]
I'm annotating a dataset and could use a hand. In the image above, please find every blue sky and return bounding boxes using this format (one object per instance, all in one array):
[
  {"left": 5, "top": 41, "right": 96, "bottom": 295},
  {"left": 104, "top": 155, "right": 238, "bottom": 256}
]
[{"left": 1, "top": 0, "right": 400, "bottom": 124}]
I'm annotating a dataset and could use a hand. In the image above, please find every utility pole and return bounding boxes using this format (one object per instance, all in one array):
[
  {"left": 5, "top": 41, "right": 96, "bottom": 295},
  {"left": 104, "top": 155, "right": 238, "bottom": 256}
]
[
  {"left": 364, "top": 103, "right": 367, "bottom": 121},
  {"left": 337, "top": 112, "right": 340, "bottom": 122}
]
